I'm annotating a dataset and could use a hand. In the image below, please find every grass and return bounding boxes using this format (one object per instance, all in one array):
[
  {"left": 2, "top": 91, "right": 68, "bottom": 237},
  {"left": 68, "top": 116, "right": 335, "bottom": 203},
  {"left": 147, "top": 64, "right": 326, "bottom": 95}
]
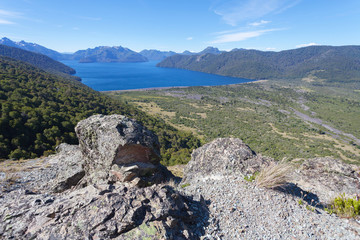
[
  {"left": 255, "top": 161, "right": 294, "bottom": 189},
  {"left": 106, "top": 79, "right": 360, "bottom": 164}
]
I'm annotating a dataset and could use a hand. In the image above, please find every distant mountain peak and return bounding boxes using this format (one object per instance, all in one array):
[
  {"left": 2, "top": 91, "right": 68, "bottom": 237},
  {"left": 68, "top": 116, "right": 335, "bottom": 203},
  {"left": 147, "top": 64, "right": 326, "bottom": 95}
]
[{"left": 0, "top": 37, "right": 63, "bottom": 60}]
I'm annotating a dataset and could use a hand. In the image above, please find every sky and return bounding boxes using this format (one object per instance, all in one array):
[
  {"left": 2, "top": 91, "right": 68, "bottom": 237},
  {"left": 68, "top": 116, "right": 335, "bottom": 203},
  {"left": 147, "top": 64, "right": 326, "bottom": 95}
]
[{"left": 0, "top": 0, "right": 360, "bottom": 53}]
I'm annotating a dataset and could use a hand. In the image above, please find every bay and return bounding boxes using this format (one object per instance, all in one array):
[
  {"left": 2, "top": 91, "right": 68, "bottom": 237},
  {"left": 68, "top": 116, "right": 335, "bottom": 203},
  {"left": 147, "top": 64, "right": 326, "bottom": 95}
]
[{"left": 62, "top": 60, "right": 253, "bottom": 91}]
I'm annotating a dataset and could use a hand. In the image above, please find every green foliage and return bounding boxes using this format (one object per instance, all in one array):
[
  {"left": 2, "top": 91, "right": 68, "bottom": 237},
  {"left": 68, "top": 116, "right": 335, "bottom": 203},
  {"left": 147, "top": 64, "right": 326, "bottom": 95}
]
[
  {"left": 180, "top": 183, "right": 190, "bottom": 188},
  {"left": 158, "top": 46, "right": 360, "bottom": 81},
  {"left": 0, "top": 57, "right": 200, "bottom": 164},
  {"left": 326, "top": 194, "right": 360, "bottom": 218},
  {"left": 114, "top": 79, "right": 360, "bottom": 164},
  {"left": 0, "top": 44, "right": 75, "bottom": 75},
  {"left": 244, "top": 172, "right": 258, "bottom": 182}
]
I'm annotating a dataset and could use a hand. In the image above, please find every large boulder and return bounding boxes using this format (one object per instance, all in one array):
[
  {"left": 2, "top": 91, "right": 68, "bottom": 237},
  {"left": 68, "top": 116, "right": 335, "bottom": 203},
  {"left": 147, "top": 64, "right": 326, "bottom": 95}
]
[
  {"left": 183, "top": 138, "right": 271, "bottom": 183},
  {"left": 75, "top": 114, "right": 161, "bottom": 185}
]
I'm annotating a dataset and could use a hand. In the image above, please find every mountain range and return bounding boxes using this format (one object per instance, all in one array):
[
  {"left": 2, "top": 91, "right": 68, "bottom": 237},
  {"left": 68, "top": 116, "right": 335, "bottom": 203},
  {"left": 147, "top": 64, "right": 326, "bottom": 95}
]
[
  {"left": 0, "top": 44, "right": 78, "bottom": 80},
  {"left": 0, "top": 37, "right": 222, "bottom": 63},
  {"left": 157, "top": 45, "right": 360, "bottom": 81},
  {"left": 71, "top": 46, "right": 148, "bottom": 63},
  {"left": 0, "top": 37, "right": 64, "bottom": 60}
]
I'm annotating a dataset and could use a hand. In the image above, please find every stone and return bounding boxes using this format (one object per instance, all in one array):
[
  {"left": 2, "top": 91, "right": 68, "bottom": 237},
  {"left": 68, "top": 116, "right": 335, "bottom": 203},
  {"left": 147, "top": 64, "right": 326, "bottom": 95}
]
[
  {"left": 291, "top": 157, "right": 360, "bottom": 203},
  {"left": 75, "top": 114, "right": 161, "bottom": 185},
  {"left": 183, "top": 138, "right": 271, "bottom": 183}
]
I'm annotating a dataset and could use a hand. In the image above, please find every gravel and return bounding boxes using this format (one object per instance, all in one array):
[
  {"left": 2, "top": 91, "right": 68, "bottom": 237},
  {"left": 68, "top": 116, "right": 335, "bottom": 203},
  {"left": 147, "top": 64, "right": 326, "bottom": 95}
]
[{"left": 180, "top": 174, "right": 360, "bottom": 240}]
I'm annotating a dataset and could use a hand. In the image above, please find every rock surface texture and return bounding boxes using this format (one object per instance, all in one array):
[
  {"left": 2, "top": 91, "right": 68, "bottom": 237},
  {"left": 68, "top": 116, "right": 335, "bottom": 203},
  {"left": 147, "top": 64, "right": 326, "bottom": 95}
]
[
  {"left": 180, "top": 138, "right": 360, "bottom": 239},
  {"left": 0, "top": 115, "right": 208, "bottom": 239},
  {"left": 1, "top": 120, "right": 360, "bottom": 239},
  {"left": 75, "top": 114, "right": 162, "bottom": 186}
]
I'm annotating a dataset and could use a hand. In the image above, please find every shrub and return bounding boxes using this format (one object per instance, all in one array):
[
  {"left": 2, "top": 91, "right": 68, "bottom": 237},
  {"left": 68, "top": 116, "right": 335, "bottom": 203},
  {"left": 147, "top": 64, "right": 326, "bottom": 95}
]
[
  {"left": 255, "top": 161, "right": 293, "bottom": 189},
  {"left": 325, "top": 194, "right": 360, "bottom": 218}
]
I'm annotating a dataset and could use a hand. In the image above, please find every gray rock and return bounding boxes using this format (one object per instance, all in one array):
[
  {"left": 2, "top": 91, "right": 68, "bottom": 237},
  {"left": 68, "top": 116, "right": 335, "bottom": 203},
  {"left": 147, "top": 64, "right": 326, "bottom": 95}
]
[
  {"left": 183, "top": 138, "right": 270, "bottom": 183},
  {"left": 291, "top": 157, "right": 360, "bottom": 203},
  {"left": 51, "top": 143, "right": 85, "bottom": 192},
  {"left": 75, "top": 114, "right": 161, "bottom": 185},
  {"left": 0, "top": 183, "right": 207, "bottom": 239}
]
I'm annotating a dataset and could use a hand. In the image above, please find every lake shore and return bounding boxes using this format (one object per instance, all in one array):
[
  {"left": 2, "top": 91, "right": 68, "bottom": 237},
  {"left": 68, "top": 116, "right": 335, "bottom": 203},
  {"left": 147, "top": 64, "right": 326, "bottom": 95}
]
[{"left": 101, "top": 80, "right": 262, "bottom": 93}]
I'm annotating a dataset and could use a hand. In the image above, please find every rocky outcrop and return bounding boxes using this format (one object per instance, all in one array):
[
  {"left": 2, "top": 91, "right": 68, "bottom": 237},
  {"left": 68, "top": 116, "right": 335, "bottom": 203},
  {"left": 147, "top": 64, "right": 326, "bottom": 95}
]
[
  {"left": 183, "top": 138, "right": 271, "bottom": 183},
  {"left": 75, "top": 114, "right": 165, "bottom": 186},
  {"left": 0, "top": 115, "right": 208, "bottom": 239},
  {"left": 1, "top": 183, "right": 206, "bottom": 239},
  {"left": 180, "top": 138, "right": 360, "bottom": 239},
  {"left": 292, "top": 157, "right": 360, "bottom": 203}
]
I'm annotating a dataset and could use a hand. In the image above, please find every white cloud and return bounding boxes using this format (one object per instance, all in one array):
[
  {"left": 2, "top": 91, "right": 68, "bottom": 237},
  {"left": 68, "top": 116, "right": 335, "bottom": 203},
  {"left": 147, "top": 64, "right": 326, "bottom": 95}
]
[
  {"left": 296, "top": 42, "right": 319, "bottom": 48},
  {"left": 186, "top": 37, "right": 193, "bottom": 41},
  {"left": 72, "top": 27, "right": 80, "bottom": 31},
  {"left": 0, "top": 19, "right": 14, "bottom": 24},
  {"left": 210, "top": 28, "right": 280, "bottom": 44},
  {"left": 0, "top": 9, "right": 21, "bottom": 24},
  {"left": 249, "top": 20, "right": 271, "bottom": 26},
  {"left": 0, "top": 9, "right": 20, "bottom": 17},
  {"left": 212, "top": 0, "right": 301, "bottom": 26}
]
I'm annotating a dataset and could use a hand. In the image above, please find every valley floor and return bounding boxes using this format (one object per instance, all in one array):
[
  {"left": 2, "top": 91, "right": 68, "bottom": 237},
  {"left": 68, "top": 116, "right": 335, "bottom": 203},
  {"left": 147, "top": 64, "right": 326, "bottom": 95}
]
[{"left": 106, "top": 79, "right": 360, "bottom": 165}]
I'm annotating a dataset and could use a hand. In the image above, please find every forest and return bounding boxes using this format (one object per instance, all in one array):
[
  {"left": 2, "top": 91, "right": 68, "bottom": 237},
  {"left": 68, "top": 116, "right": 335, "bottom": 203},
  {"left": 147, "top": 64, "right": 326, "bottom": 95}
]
[
  {"left": 0, "top": 56, "right": 200, "bottom": 165},
  {"left": 158, "top": 45, "right": 360, "bottom": 81}
]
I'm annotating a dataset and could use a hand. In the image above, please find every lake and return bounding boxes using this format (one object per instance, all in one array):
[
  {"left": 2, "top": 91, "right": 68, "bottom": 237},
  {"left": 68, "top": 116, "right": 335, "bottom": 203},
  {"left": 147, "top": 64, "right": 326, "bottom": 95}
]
[{"left": 62, "top": 60, "right": 253, "bottom": 91}]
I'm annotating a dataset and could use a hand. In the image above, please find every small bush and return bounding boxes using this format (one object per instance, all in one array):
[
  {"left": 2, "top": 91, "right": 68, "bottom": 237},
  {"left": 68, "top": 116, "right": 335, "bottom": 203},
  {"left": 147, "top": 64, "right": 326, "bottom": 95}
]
[
  {"left": 325, "top": 194, "right": 360, "bottom": 218},
  {"left": 255, "top": 161, "right": 293, "bottom": 189},
  {"left": 244, "top": 172, "right": 259, "bottom": 182}
]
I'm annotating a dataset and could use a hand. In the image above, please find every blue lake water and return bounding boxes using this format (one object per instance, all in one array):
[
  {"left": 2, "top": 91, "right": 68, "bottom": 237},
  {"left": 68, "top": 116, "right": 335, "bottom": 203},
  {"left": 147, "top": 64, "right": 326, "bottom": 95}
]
[{"left": 62, "top": 60, "right": 253, "bottom": 91}]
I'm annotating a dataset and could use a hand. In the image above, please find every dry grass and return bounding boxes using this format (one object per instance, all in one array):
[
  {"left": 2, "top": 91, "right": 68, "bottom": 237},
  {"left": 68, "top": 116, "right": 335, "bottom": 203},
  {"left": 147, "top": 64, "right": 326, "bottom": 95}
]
[{"left": 255, "top": 161, "right": 294, "bottom": 189}]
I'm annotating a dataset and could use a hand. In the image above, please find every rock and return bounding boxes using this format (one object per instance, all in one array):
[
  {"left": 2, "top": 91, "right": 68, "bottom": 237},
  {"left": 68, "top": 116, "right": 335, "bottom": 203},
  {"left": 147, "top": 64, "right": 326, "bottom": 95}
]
[
  {"left": 50, "top": 143, "right": 85, "bottom": 192},
  {"left": 0, "top": 183, "right": 207, "bottom": 239},
  {"left": 183, "top": 138, "right": 271, "bottom": 183},
  {"left": 291, "top": 157, "right": 360, "bottom": 203},
  {"left": 75, "top": 114, "right": 161, "bottom": 185}
]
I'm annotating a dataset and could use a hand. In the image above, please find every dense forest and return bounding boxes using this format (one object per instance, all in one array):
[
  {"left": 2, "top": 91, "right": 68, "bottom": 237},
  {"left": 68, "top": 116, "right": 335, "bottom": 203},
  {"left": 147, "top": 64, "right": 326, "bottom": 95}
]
[
  {"left": 157, "top": 45, "right": 360, "bottom": 81},
  {"left": 0, "top": 44, "right": 75, "bottom": 75},
  {"left": 0, "top": 56, "right": 200, "bottom": 164}
]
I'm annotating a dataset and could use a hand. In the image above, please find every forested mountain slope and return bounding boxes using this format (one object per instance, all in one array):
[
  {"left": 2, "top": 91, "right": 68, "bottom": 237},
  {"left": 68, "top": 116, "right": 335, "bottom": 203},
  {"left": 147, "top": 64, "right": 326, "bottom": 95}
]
[
  {"left": 157, "top": 45, "right": 360, "bottom": 81},
  {"left": 0, "top": 44, "right": 75, "bottom": 75},
  {"left": 0, "top": 56, "right": 200, "bottom": 163}
]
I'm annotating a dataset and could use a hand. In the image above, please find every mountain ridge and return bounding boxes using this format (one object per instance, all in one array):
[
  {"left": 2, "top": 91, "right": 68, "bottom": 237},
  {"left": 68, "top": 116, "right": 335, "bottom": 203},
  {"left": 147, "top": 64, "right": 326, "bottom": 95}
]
[{"left": 157, "top": 45, "right": 360, "bottom": 81}]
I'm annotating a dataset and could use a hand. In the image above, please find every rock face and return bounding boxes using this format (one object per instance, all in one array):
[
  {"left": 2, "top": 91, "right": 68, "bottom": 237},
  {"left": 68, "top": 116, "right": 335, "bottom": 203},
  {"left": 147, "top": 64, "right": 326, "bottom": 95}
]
[
  {"left": 1, "top": 183, "right": 206, "bottom": 239},
  {"left": 292, "top": 157, "right": 360, "bottom": 203},
  {"left": 183, "top": 138, "right": 270, "bottom": 183},
  {"left": 0, "top": 115, "right": 208, "bottom": 239},
  {"left": 75, "top": 114, "right": 162, "bottom": 186}
]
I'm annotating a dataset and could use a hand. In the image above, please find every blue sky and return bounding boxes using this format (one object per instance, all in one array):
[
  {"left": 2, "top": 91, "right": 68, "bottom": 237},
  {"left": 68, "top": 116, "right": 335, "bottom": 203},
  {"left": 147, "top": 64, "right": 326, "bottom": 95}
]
[{"left": 0, "top": 0, "right": 359, "bottom": 53}]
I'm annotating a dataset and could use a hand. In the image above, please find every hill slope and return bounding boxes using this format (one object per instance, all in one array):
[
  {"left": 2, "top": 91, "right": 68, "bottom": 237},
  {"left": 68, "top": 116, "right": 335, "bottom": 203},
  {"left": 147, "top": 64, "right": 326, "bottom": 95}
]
[
  {"left": 158, "top": 46, "right": 360, "bottom": 81},
  {"left": 72, "top": 46, "right": 148, "bottom": 63},
  {"left": 0, "top": 44, "right": 76, "bottom": 75},
  {"left": 0, "top": 57, "right": 200, "bottom": 162},
  {"left": 0, "top": 37, "right": 64, "bottom": 60}
]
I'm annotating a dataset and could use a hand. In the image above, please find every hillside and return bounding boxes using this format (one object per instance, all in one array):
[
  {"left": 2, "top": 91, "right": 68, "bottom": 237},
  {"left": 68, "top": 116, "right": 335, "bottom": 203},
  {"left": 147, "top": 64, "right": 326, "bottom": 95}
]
[
  {"left": 0, "top": 44, "right": 76, "bottom": 76},
  {"left": 157, "top": 45, "right": 360, "bottom": 81},
  {"left": 139, "top": 49, "right": 176, "bottom": 61},
  {"left": 0, "top": 37, "right": 64, "bottom": 60},
  {"left": 0, "top": 56, "right": 200, "bottom": 163},
  {"left": 72, "top": 46, "right": 148, "bottom": 63}
]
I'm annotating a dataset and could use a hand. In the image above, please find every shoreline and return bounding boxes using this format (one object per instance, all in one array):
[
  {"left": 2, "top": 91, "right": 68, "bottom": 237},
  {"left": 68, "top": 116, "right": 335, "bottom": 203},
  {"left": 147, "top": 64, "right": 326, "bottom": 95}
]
[{"left": 101, "top": 80, "right": 264, "bottom": 93}]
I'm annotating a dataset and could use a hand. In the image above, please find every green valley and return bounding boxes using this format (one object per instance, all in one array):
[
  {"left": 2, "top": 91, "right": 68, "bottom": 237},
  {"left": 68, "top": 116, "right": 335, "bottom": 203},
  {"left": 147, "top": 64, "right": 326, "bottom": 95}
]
[{"left": 107, "top": 78, "right": 360, "bottom": 164}]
